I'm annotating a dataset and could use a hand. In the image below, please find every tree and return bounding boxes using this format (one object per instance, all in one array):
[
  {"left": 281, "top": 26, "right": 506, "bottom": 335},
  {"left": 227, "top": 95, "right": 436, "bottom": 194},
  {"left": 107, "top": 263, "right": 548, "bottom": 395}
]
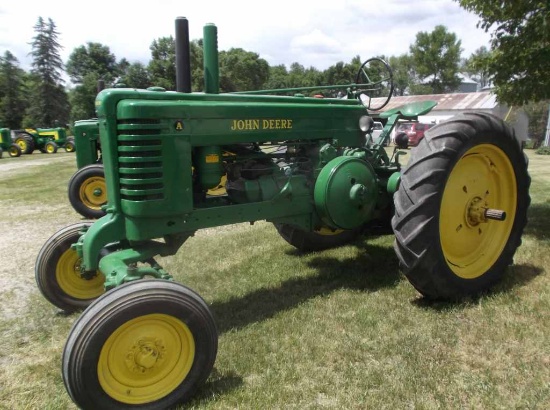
[
  {"left": 119, "top": 62, "right": 151, "bottom": 89},
  {"left": 219, "top": 48, "right": 269, "bottom": 92},
  {"left": 26, "top": 17, "right": 69, "bottom": 127},
  {"left": 66, "top": 42, "right": 117, "bottom": 84},
  {"left": 66, "top": 43, "right": 119, "bottom": 122},
  {"left": 0, "top": 51, "right": 28, "bottom": 128},
  {"left": 462, "top": 46, "right": 491, "bottom": 89},
  {"left": 410, "top": 25, "right": 462, "bottom": 94},
  {"left": 524, "top": 101, "right": 549, "bottom": 148},
  {"left": 457, "top": 0, "right": 550, "bottom": 105},
  {"left": 148, "top": 36, "right": 176, "bottom": 90},
  {"left": 388, "top": 54, "right": 414, "bottom": 96}
]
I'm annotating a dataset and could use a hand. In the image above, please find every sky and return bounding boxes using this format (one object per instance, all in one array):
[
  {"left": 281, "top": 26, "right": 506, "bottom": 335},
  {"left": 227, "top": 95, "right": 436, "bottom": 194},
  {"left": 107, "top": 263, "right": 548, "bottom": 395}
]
[{"left": 0, "top": 0, "right": 492, "bottom": 75}]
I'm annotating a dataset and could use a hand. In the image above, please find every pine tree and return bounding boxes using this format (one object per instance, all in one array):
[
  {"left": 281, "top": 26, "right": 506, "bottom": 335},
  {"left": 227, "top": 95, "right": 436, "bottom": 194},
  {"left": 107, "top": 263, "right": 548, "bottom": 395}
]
[
  {"left": 25, "top": 17, "right": 69, "bottom": 127},
  {"left": 0, "top": 51, "right": 27, "bottom": 128}
]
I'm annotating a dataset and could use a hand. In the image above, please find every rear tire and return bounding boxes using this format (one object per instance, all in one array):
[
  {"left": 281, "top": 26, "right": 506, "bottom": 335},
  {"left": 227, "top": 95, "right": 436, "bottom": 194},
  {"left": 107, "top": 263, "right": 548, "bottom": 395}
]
[
  {"left": 35, "top": 222, "right": 105, "bottom": 312},
  {"left": 68, "top": 164, "right": 107, "bottom": 219},
  {"left": 392, "top": 112, "right": 530, "bottom": 299},
  {"left": 274, "top": 223, "right": 359, "bottom": 252},
  {"left": 15, "top": 134, "right": 34, "bottom": 154},
  {"left": 63, "top": 280, "right": 218, "bottom": 409}
]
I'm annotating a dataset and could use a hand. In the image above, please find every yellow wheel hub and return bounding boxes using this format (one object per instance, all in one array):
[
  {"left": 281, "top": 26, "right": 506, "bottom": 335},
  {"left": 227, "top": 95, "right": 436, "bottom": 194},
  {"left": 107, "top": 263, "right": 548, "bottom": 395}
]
[
  {"left": 314, "top": 226, "right": 345, "bottom": 236},
  {"left": 56, "top": 248, "right": 105, "bottom": 299},
  {"left": 47, "top": 145, "right": 55, "bottom": 153},
  {"left": 440, "top": 144, "right": 516, "bottom": 279},
  {"left": 98, "top": 314, "right": 195, "bottom": 405},
  {"left": 80, "top": 177, "right": 107, "bottom": 209}
]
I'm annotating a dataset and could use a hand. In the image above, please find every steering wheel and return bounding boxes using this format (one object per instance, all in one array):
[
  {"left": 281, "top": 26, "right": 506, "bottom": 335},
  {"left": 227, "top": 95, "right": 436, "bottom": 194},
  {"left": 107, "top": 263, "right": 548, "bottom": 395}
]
[{"left": 355, "top": 58, "right": 394, "bottom": 111}]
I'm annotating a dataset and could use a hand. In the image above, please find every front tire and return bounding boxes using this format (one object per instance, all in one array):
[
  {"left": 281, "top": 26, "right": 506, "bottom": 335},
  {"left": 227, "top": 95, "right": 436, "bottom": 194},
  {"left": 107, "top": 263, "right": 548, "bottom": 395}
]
[
  {"left": 35, "top": 222, "right": 105, "bottom": 311},
  {"left": 392, "top": 112, "right": 530, "bottom": 299},
  {"left": 65, "top": 139, "right": 76, "bottom": 152},
  {"left": 45, "top": 140, "right": 58, "bottom": 153},
  {"left": 68, "top": 164, "right": 107, "bottom": 219},
  {"left": 63, "top": 280, "right": 218, "bottom": 409},
  {"left": 8, "top": 144, "right": 22, "bottom": 157}
]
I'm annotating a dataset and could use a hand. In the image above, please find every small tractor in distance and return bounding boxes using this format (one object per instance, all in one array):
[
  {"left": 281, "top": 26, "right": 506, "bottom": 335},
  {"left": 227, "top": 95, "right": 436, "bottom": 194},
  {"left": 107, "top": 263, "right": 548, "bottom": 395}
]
[
  {"left": 0, "top": 128, "right": 22, "bottom": 158},
  {"left": 35, "top": 18, "right": 530, "bottom": 409},
  {"left": 13, "top": 127, "right": 75, "bottom": 154}
]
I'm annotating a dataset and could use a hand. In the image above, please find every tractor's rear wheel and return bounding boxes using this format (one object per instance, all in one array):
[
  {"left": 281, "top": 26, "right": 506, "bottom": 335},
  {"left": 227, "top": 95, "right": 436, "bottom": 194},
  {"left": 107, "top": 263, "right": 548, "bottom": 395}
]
[
  {"left": 8, "top": 144, "right": 22, "bottom": 157},
  {"left": 274, "top": 223, "right": 359, "bottom": 252},
  {"left": 0, "top": 147, "right": 3, "bottom": 158},
  {"left": 45, "top": 141, "right": 58, "bottom": 153},
  {"left": 62, "top": 280, "right": 218, "bottom": 410},
  {"left": 68, "top": 164, "right": 107, "bottom": 219},
  {"left": 15, "top": 134, "right": 34, "bottom": 154},
  {"left": 392, "top": 112, "right": 530, "bottom": 299},
  {"left": 35, "top": 222, "right": 106, "bottom": 312}
]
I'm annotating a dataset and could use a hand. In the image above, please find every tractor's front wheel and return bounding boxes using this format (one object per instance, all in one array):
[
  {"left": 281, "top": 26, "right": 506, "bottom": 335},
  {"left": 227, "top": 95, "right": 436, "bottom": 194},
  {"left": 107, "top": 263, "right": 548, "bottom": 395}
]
[
  {"left": 392, "top": 112, "right": 530, "bottom": 299},
  {"left": 65, "top": 139, "right": 76, "bottom": 152},
  {"left": 68, "top": 164, "right": 107, "bottom": 219},
  {"left": 62, "top": 280, "right": 218, "bottom": 409},
  {"left": 45, "top": 141, "right": 58, "bottom": 154},
  {"left": 274, "top": 223, "right": 359, "bottom": 252},
  {"left": 35, "top": 222, "right": 105, "bottom": 311},
  {"left": 8, "top": 144, "right": 22, "bottom": 157}
]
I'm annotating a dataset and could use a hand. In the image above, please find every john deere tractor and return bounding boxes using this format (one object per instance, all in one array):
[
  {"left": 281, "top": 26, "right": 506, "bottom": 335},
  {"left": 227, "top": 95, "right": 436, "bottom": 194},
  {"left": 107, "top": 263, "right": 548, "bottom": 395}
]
[
  {"left": 35, "top": 18, "right": 530, "bottom": 409},
  {"left": 0, "top": 128, "right": 22, "bottom": 158},
  {"left": 67, "top": 119, "right": 107, "bottom": 219},
  {"left": 13, "top": 127, "right": 75, "bottom": 154}
]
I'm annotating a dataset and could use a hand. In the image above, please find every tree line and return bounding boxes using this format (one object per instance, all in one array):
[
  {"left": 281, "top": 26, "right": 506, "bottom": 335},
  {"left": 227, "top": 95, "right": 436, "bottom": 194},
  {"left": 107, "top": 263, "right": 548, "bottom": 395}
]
[{"left": 0, "top": 0, "right": 548, "bottom": 142}]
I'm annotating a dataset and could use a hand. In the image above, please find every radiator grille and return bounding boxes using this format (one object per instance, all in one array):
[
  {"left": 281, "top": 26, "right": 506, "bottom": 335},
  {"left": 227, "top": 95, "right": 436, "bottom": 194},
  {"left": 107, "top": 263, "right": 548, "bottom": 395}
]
[{"left": 117, "top": 119, "right": 164, "bottom": 202}]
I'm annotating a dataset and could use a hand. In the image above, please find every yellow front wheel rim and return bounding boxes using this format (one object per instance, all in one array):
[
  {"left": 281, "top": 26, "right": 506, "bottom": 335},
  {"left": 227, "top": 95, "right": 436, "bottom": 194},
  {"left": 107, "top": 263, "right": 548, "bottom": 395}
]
[
  {"left": 440, "top": 144, "right": 516, "bottom": 279},
  {"left": 56, "top": 248, "right": 105, "bottom": 299},
  {"left": 80, "top": 177, "right": 107, "bottom": 209},
  {"left": 98, "top": 314, "right": 195, "bottom": 405},
  {"left": 47, "top": 145, "right": 55, "bottom": 153}
]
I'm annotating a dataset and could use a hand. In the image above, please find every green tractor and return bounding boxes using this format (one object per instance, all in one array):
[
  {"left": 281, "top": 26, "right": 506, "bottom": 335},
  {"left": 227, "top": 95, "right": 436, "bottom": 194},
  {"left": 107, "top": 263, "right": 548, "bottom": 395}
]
[
  {"left": 68, "top": 119, "right": 107, "bottom": 219},
  {"left": 0, "top": 128, "right": 22, "bottom": 158},
  {"left": 13, "top": 127, "right": 75, "bottom": 154},
  {"left": 35, "top": 19, "right": 530, "bottom": 409}
]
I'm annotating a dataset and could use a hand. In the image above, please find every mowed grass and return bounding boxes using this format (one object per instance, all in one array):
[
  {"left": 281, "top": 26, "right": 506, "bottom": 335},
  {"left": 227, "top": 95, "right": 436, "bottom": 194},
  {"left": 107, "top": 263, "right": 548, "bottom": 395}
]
[{"left": 0, "top": 150, "right": 548, "bottom": 409}]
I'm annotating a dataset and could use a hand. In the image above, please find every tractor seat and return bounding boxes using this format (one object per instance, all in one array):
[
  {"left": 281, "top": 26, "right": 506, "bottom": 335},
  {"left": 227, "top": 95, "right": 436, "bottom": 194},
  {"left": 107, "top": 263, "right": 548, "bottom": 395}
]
[{"left": 380, "top": 100, "right": 437, "bottom": 120}]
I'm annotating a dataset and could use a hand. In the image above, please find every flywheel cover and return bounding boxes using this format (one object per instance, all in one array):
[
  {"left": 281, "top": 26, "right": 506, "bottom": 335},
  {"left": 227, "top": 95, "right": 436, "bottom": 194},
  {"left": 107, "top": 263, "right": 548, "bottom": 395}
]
[{"left": 314, "top": 156, "right": 378, "bottom": 229}]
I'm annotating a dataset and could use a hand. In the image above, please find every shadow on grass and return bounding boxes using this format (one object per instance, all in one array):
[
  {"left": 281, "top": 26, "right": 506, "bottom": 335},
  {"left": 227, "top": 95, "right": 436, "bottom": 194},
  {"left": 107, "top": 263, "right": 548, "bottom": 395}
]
[
  {"left": 186, "top": 369, "right": 244, "bottom": 408},
  {"left": 210, "top": 241, "right": 400, "bottom": 334},
  {"left": 525, "top": 203, "right": 550, "bottom": 240},
  {"left": 411, "top": 263, "right": 544, "bottom": 311}
]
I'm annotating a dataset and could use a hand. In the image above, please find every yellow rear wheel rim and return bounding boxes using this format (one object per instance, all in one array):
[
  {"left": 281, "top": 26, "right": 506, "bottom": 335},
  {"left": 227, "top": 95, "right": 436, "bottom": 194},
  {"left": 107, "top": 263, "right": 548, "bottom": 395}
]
[
  {"left": 314, "top": 226, "right": 345, "bottom": 236},
  {"left": 80, "top": 177, "right": 107, "bottom": 209},
  {"left": 56, "top": 248, "right": 105, "bottom": 299},
  {"left": 98, "top": 314, "right": 195, "bottom": 405},
  {"left": 440, "top": 144, "right": 516, "bottom": 279}
]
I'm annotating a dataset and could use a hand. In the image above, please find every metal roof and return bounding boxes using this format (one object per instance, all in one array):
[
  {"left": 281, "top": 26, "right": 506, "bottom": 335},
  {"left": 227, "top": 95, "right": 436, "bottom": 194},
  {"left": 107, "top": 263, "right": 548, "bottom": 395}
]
[{"left": 371, "top": 91, "right": 498, "bottom": 113}]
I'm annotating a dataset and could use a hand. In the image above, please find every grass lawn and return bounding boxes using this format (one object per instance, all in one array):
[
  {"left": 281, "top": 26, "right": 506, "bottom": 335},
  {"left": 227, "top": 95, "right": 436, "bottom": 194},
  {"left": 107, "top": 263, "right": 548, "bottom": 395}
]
[{"left": 0, "top": 149, "right": 548, "bottom": 409}]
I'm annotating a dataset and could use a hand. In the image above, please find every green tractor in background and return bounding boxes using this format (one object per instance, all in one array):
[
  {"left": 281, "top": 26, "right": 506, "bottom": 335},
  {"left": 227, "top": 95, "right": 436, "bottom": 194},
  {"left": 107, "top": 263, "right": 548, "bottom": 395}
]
[
  {"left": 13, "top": 127, "right": 76, "bottom": 154},
  {"left": 0, "top": 128, "right": 22, "bottom": 158},
  {"left": 68, "top": 119, "right": 106, "bottom": 219},
  {"left": 35, "top": 18, "right": 530, "bottom": 409}
]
